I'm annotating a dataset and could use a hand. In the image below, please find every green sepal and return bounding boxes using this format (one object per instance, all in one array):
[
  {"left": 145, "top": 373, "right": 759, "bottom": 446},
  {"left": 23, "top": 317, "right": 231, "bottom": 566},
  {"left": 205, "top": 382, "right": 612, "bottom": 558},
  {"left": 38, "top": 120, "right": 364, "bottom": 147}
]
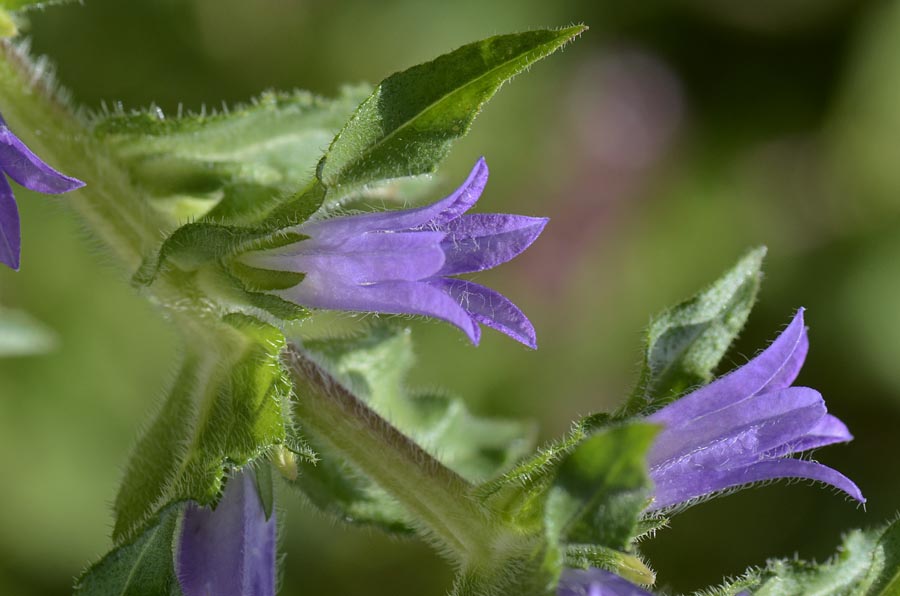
[
  {"left": 228, "top": 261, "right": 305, "bottom": 292},
  {"left": 74, "top": 503, "right": 185, "bottom": 596},
  {"left": 620, "top": 246, "right": 766, "bottom": 417},
  {"left": 474, "top": 413, "right": 613, "bottom": 532},
  {"left": 317, "top": 26, "right": 586, "bottom": 194},
  {"left": 563, "top": 545, "right": 655, "bottom": 586},
  {"left": 253, "top": 461, "right": 275, "bottom": 521},
  {"left": 701, "top": 517, "right": 900, "bottom": 596},
  {"left": 544, "top": 423, "right": 658, "bottom": 551},
  {"left": 112, "top": 314, "right": 302, "bottom": 542},
  {"left": 0, "top": 0, "right": 74, "bottom": 11},
  {"left": 132, "top": 183, "right": 321, "bottom": 288}
]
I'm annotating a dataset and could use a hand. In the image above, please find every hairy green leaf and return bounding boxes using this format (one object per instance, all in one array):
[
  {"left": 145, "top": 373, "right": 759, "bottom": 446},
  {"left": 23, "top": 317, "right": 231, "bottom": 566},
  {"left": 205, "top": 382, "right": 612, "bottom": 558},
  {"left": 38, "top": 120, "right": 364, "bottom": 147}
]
[
  {"left": 700, "top": 518, "right": 900, "bottom": 596},
  {"left": 97, "top": 88, "right": 369, "bottom": 225},
  {"left": 74, "top": 504, "right": 184, "bottom": 596},
  {"left": 621, "top": 246, "right": 766, "bottom": 416},
  {"left": 318, "top": 26, "right": 586, "bottom": 193},
  {"left": 112, "top": 315, "right": 297, "bottom": 542}
]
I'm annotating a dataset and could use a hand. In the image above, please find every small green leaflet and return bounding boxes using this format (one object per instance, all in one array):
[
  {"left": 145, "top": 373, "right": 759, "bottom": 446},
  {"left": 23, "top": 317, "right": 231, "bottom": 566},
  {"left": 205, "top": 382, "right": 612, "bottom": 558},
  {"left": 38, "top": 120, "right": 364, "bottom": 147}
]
[
  {"left": 112, "top": 314, "right": 295, "bottom": 543},
  {"left": 701, "top": 518, "right": 900, "bottom": 596},
  {"left": 74, "top": 503, "right": 184, "bottom": 596},
  {"left": 621, "top": 246, "right": 766, "bottom": 417},
  {"left": 0, "top": 307, "right": 57, "bottom": 357},
  {"left": 317, "top": 26, "right": 586, "bottom": 194}
]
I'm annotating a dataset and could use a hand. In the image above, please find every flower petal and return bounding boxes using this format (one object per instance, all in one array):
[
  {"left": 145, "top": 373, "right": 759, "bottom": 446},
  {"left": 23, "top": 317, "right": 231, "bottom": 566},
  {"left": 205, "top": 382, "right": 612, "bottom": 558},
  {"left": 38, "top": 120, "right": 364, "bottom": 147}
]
[
  {"left": 0, "top": 126, "right": 85, "bottom": 194},
  {"left": 298, "top": 157, "right": 488, "bottom": 238},
  {"left": 0, "top": 175, "right": 20, "bottom": 270},
  {"left": 438, "top": 214, "right": 548, "bottom": 275},
  {"left": 433, "top": 278, "right": 537, "bottom": 348},
  {"left": 281, "top": 279, "right": 480, "bottom": 344},
  {"left": 558, "top": 568, "right": 654, "bottom": 596},
  {"left": 176, "top": 469, "right": 276, "bottom": 596},
  {"left": 648, "top": 456, "right": 865, "bottom": 512},
  {"left": 648, "top": 387, "right": 826, "bottom": 470},
  {"left": 765, "top": 414, "right": 853, "bottom": 457},
  {"left": 650, "top": 309, "right": 809, "bottom": 427},
  {"left": 249, "top": 230, "right": 446, "bottom": 283}
]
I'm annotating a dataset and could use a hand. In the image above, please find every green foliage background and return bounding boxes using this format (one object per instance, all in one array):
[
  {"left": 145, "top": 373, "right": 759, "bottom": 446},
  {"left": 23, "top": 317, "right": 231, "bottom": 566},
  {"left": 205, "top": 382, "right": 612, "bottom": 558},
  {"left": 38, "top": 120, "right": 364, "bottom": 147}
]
[{"left": 1, "top": 0, "right": 899, "bottom": 594}]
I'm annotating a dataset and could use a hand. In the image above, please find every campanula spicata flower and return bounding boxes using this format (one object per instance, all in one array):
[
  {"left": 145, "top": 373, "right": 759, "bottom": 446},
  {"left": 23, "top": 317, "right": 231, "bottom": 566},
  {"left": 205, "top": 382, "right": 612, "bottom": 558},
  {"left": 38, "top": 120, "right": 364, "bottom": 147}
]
[
  {"left": 242, "top": 157, "right": 546, "bottom": 348},
  {"left": 645, "top": 309, "right": 864, "bottom": 512},
  {"left": 176, "top": 468, "right": 276, "bottom": 596},
  {"left": 558, "top": 568, "right": 654, "bottom": 596},
  {"left": 0, "top": 113, "right": 84, "bottom": 270}
]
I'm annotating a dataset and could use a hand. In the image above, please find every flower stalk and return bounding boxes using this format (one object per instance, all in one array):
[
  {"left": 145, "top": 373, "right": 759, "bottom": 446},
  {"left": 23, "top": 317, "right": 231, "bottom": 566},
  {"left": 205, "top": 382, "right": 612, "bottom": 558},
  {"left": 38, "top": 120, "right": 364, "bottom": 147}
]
[{"left": 284, "top": 345, "right": 506, "bottom": 560}]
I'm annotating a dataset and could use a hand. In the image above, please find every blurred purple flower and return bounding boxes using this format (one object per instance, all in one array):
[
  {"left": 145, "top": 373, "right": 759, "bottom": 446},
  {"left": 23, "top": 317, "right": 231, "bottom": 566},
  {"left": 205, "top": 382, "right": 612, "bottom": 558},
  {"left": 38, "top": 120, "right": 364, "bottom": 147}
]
[
  {"left": 176, "top": 468, "right": 276, "bottom": 596},
  {"left": 0, "top": 113, "right": 84, "bottom": 270},
  {"left": 558, "top": 568, "right": 653, "bottom": 596},
  {"left": 645, "top": 309, "right": 865, "bottom": 512},
  {"left": 245, "top": 157, "right": 546, "bottom": 348}
]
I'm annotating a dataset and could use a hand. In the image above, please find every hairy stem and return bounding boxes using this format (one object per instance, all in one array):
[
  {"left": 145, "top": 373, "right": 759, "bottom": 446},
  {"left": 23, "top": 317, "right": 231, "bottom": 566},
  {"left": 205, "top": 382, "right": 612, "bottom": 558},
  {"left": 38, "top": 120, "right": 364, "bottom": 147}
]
[
  {"left": 0, "top": 41, "right": 168, "bottom": 269},
  {"left": 284, "top": 344, "right": 508, "bottom": 560}
]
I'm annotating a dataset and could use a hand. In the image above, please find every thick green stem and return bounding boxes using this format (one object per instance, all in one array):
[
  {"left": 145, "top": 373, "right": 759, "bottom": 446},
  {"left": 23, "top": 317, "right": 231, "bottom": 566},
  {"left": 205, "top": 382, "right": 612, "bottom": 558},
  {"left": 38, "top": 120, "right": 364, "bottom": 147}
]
[
  {"left": 284, "top": 344, "right": 507, "bottom": 559},
  {"left": 0, "top": 41, "right": 168, "bottom": 269}
]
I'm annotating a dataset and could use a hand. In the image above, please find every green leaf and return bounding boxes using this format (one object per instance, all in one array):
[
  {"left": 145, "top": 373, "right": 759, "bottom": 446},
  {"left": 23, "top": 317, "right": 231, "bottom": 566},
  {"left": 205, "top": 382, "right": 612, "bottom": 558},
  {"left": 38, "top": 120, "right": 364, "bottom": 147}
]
[
  {"left": 545, "top": 423, "right": 657, "bottom": 551},
  {"left": 97, "top": 88, "right": 370, "bottom": 225},
  {"left": 700, "top": 518, "right": 900, "bottom": 596},
  {"left": 74, "top": 503, "right": 184, "bottom": 596},
  {"left": 621, "top": 246, "right": 766, "bottom": 417},
  {"left": 317, "top": 26, "right": 586, "bottom": 193},
  {"left": 112, "top": 315, "right": 296, "bottom": 542},
  {"left": 0, "top": 307, "right": 57, "bottom": 357}
]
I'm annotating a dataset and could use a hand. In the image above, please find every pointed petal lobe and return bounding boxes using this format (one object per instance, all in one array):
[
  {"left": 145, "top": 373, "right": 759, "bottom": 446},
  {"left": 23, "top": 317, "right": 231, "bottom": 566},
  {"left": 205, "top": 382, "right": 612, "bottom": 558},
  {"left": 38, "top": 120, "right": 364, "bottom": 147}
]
[
  {"left": 438, "top": 214, "right": 548, "bottom": 275},
  {"left": 434, "top": 278, "right": 537, "bottom": 348},
  {"left": 649, "top": 457, "right": 865, "bottom": 512},
  {"left": 0, "top": 176, "right": 20, "bottom": 270},
  {"left": 558, "top": 568, "right": 654, "bottom": 596},
  {"left": 0, "top": 127, "right": 85, "bottom": 194},
  {"left": 650, "top": 309, "right": 809, "bottom": 427},
  {"left": 281, "top": 278, "right": 480, "bottom": 344},
  {"left": 299, "top": 157, "right": 487, "bottom": 238}
]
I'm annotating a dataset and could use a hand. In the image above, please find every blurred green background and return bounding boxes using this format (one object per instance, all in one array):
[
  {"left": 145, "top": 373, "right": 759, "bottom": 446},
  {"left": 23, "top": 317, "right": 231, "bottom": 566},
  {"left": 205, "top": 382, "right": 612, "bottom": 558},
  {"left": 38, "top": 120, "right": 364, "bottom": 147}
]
[{"left": 1, "top": 0, "right": 900, "bottom": 593}]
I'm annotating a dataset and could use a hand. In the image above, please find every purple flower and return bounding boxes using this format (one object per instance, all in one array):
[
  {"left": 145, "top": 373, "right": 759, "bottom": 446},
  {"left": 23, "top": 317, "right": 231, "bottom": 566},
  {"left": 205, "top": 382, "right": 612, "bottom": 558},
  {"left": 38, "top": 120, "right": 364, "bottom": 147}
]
[
  {"left": 0, "top": 113, "right": 84, "bottom": 270},
  {"left": 244, "top": 158, "right": 547, "bottom": 348},
  {"left": 645, "top": 309, "right": 864, "bottom": 512},
  {"left": 176, "top": 468, "right": 276, "bottom": 596},
  {"left": 558, "top": 568, "right": 654, "bottom": 596}
]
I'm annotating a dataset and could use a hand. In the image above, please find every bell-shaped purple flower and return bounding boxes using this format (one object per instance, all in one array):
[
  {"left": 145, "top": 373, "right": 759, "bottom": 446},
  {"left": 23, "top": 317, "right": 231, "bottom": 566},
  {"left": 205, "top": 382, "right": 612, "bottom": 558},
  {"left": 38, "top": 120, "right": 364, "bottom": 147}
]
[
  {"left": 244, "top": 158, "right": 547, "bottom": 348},
  {"left": 176, "top": 468, "right": 276, "bottom": 596},
  {"left": 645, "top": 309, "right": 864, "bottom": 512},
  {"left": 558, "top": 568, "right": 654, "bottom": 596},
  {"left": 0, "top": 113, "right": 84, "bottom": 270}
]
